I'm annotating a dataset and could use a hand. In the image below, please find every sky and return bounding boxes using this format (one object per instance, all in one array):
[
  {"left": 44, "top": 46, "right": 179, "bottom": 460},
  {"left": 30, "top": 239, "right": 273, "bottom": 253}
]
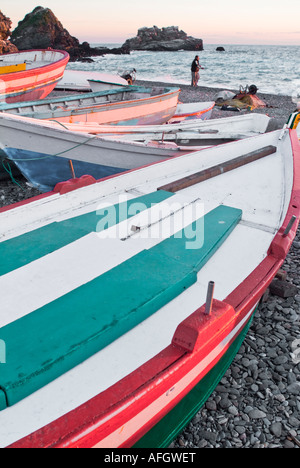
[{"left": 1, "top": 0, "right": 300, "bottom": 45}]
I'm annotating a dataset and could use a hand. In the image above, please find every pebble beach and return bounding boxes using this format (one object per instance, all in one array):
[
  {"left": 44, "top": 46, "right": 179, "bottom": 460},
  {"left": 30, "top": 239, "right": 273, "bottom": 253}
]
[{"left": 0, "top": 82, "right": 299, "bottom": 449}]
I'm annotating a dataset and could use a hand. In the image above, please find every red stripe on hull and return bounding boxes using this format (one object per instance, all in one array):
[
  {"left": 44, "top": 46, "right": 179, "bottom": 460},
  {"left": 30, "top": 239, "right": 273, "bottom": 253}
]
[{"left": 3, "top": 79, "right": 62, "bottom": 104}]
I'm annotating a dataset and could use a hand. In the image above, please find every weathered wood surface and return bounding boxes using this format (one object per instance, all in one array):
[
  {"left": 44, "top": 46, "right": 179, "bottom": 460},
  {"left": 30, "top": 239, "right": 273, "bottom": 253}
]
[{"left": 158, "top": 145, "right": 277, "bottom": 193}]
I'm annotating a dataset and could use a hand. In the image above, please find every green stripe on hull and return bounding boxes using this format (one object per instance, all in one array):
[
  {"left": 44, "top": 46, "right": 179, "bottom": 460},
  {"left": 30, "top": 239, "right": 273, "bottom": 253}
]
[
  {"left": 134, "top": 312, "right": 255, "bottom": 448},
  {"left": 0, "top": 190, "right": 174, "bottom": 276},
  {"left": 0, "top": 205, "right": 242, "bottom": 410}
]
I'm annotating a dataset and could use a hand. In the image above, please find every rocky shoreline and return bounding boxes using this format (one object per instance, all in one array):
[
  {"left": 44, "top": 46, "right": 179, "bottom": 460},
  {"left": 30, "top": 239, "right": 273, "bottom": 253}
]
[
  {"left": 0, "top": 82, "right": 299, "bottom": 449},
  {"left": 136, "top": 80, "right": 297, "bottom": 128}
]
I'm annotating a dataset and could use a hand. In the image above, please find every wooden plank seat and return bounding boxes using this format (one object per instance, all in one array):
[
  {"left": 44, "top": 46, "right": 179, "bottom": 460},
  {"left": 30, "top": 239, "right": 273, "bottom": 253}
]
[
  {"left": 0, "top": 204, "right": 242, "bottom": 410},
  {"left": 0, "top": 63, "right": 26, "bottom": 75},
  {"left": 158, "top": 145, "right": 277, "bottom": 193},
  {"left": 0, "top": 190, "right": 174, "bottom": 277}
]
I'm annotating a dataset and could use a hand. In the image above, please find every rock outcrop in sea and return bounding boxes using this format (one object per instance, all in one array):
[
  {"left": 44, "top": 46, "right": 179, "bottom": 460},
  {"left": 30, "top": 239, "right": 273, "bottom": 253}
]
[
  {"left": 122, "top": 26, "right": 203, "bottom": 51},
  {"left": 0, "top": 11, "right": 18, "bottom": 54}
]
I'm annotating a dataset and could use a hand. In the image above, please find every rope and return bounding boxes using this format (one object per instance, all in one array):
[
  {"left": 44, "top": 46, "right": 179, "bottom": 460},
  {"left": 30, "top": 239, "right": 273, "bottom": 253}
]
[
  {"left": 49, "top": 120, "right": 70, "bottom": 130},
  {"left": 2, "top": 134, "right": 98, "bottom": 162},
  {"left": 1, "top": 158, "right": 25, "bottom": 190},
  {"left": 1, "top": 125, "right": 99, "bottom": 187}
]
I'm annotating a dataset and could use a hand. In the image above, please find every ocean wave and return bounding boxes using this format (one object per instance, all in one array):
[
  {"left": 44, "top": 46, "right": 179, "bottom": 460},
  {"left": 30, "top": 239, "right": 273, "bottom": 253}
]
[{"left": 70, "top": 44, "right": 299, "bottom": 96}]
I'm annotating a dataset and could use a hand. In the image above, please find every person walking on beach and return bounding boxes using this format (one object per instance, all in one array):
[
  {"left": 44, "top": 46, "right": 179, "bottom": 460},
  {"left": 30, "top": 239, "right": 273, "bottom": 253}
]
[{"left": 191, "top": 55, "right": 204, "bottom": 87}]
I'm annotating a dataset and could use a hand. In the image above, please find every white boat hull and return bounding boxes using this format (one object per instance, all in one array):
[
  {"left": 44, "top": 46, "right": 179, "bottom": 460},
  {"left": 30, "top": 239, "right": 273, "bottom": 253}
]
[
  {"left": 0, "top": 112, "right": 189, "bottom": 191},
  {"left": 55, "top": 70, "right": 127, "bottom": 91}
]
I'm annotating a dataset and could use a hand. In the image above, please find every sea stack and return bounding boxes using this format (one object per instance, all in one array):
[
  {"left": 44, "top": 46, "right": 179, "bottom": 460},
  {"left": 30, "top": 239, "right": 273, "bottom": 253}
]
[{"left": 122, "top": 26, "right": 203, "bottom": 51}]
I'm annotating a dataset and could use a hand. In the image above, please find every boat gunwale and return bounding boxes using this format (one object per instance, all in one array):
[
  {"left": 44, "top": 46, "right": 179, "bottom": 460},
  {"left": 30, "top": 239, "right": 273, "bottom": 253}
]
[{"left": 87, "top": 78, "right": 127, "bottom": 87}]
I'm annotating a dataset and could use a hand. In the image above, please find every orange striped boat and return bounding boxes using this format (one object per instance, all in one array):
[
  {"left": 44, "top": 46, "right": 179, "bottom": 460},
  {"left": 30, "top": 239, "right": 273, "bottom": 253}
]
[{"left": 0, "top": 49, "right": 69, "bottom": 103}]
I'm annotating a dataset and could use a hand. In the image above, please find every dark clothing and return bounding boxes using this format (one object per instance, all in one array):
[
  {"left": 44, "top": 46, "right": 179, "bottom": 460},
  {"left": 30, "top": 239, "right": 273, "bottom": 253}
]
[
  {"left": 191, "top": 58, "right": 200, "bottom": 72},
  {"left": 191, "top": 57, "right": 200, "bottom": 87}
]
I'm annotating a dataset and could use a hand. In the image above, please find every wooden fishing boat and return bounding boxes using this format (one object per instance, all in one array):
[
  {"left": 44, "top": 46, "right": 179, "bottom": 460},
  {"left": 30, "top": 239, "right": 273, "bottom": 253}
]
[
  {"left": 0, "top": 85, "right": 180, "bottom": 125},
  {"left": 83, "top": 113, "right": 271, "bottom": 145},
  {"left": 1, "top": 111, "right": 269, "bottom": 137},
  {"left": 87, "top": 75, "right": 130, "bottom": 92},
  {"left": 0, "top": 112, "right": 271, "bottom": 190},
  {"left": 0, "top": 49, "right": 69, "bottom": 103},
  {"left": 168, "top": 101, "right": 215, "bottom": 123},
  {"left": 0, "top": 128, "right": 299, "bottom": 449},
  {"left": 88, "top": 80, "right": 214, "bottom": 121},
  {"left": 56, "top": 70, "right": 128, "bottom": 91},
  {"left": 0, "top": 112, "right": 192, "bottom": 192}
]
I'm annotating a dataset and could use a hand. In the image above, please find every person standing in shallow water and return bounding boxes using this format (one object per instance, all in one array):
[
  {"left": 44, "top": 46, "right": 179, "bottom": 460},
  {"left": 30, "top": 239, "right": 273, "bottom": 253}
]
[{"left": 191, "top": 55, "right": 204, "bottom": 87}]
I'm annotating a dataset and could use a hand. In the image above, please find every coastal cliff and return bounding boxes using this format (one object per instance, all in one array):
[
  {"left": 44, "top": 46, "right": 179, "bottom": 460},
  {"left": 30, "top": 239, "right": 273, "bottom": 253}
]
[
  {"left": 9, "top": 6, "right": 129, "bottom": 61},
  {"left": 10, "top": 7, "right": 82, "bottom": 54},
  {"left": 1, "top": 6, "right": 129, "bottom": 61},
  {"left": 122, "top": 26, "right": 203, "bottom": 51},
  {"left": 0, "top": 11, "right": 18, "bottom": 54}
]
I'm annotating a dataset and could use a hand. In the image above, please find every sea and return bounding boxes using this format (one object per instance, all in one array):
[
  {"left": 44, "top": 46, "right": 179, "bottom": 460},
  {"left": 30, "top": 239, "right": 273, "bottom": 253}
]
[{"left": 68, "top": 43, "right": 300, "bottom": 101}]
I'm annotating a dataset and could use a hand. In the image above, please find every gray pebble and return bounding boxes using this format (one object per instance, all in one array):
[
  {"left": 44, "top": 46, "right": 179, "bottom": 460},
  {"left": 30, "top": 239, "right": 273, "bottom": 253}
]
[
  {"left": 270, "top": 422, "right": 282, "bottom": 437},
  {"left": 287, "top": 383, "right": 300, "bottom": 395},
  {"left": 248, "top": 409, "right": 267, "bottom": 420}
]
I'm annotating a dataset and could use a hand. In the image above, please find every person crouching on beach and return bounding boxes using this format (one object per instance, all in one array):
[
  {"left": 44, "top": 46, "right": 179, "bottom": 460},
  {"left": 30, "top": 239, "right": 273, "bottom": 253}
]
[{"left": 191, "top": 55, "right": 204, "bottom": 87}]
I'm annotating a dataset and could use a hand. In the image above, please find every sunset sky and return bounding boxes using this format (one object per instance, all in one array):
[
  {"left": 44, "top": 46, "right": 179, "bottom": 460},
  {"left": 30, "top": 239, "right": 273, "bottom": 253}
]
[{"left": 1, "top": 0, "right": 300, "bottom": 45}]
